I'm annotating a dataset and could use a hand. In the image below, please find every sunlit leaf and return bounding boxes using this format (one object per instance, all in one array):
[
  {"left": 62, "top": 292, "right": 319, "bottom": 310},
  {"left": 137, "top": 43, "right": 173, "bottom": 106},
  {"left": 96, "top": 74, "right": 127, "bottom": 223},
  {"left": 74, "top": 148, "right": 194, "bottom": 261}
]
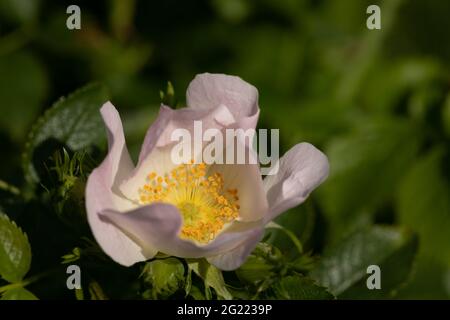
[
  {"left": 141, "top": 258, "right": 185, "bottom": 299},
  {"left": 22, "top": 83, "right": 109, "bottom": 183},
  {"left": 1, "top": 287, "right": 38, "bottom": 300},
  {"left": 236, "top": 243, "right": 281, "bottom": 286},
  {"left": 0, "top": 212, "right": 31, "bottom": 283},
  {"left": 187, "top": 259, "right": 232, "bottom": 300}
]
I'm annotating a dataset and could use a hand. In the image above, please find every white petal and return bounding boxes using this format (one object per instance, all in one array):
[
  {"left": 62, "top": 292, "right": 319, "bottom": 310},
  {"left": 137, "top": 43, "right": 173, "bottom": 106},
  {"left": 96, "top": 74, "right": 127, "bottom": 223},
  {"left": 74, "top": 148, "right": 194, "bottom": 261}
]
[
  {"left": 263, "top": 143, "right": 329, "bottom": 223},
  {"left": 85, "top": 102, "right": 157, "bottom": 266}
]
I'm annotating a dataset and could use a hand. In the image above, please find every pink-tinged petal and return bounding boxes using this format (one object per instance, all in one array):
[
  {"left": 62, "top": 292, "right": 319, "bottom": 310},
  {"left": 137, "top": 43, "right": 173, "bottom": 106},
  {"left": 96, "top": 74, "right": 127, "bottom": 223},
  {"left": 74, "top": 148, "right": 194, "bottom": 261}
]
[
  {"left": 187, "top": 73, "right": 259, "bottom": 121},
  {"left": 263, "top": 143, "right": 329, "bottom": 223},
  {"left": 132, "top": 73, "right": 262, "bottom": 192},
  {"left": 154, "top": 104, "right": 237, "bottom": 149},
  {"left": 100, "top": 204, "right": 264, "bottom": 259},
  {"left": 207, "top": 228, "right": 264, "bottom": 271},
  {"left": 137, "top": 105, "right": 174, "bottom": 163},
  {"left": 137, "top": 104, "right": 239, "bottom": 164},
  {"left": 86, "top": 102, "right": 157, "bottom": 266}
]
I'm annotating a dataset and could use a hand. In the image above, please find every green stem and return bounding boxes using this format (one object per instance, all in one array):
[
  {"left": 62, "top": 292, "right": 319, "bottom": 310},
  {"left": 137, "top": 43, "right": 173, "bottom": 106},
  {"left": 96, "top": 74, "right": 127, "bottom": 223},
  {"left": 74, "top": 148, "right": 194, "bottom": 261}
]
[{"left": 266, "top": 221, "right": 303, "bottom": 254}]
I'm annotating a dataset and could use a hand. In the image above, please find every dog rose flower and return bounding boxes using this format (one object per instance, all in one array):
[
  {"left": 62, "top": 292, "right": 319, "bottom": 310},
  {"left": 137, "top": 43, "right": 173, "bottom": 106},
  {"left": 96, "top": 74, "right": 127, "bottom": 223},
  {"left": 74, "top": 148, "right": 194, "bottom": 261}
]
[{"left": 86, "top": 73, "right": 329, "bottom": 270}]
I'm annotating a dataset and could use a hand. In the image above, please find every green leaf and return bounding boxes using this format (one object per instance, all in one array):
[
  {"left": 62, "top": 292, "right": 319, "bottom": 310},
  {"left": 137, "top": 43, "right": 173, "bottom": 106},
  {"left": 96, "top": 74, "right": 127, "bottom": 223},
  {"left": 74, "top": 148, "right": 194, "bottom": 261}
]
[
  {"left": 289, "top": 254, "right": 317, "bottom": 274},
  {"left": 397, "top": 147, "right": 450, "bottom": 262},
  {"left": 1, "top": 288, "right": 38, "bottom": 300},
  {"left": 339, "top": 232, "right": 418, "bottom": 299},
  {"left": 61, "top": 247, "right": 81, "bottom": 264},
  {"left": 362, "top": 58, "right": 443, "bottom": 114},
  {"left": 394, "top": 147, "right": 450, "bottom": 298},
  {"left": 0, "top": 0, "right": 40, "bottom": 24},
  {"left": 266, "top": 99, "right": 351, "bottom": 146},
  {"left": 396, "top": 256, "right": 450, "bottom": 299},
  {"left": 273, "top": 275, "right": 334, "bottom": 300},
  {"left": 22, "top": 83, "right": 109, "bottom": 183},
  {"left": 0, "top": 51, "right": 48, "bottom": 140},
  {"left": 0, "top": 212, "right": 31, "bottom": 283},
  {"left": 141, "top": 258, "right": 185, "bottom": 299},
  {"left": 318, "top": 118, "right": 421, "bottom": 239},
  {"left": 184, "top": 264, "right": 192, "bottom": 297},
  {"left": 187, "top": 259, "right": 232, "bottom": 300},
  {"left": 310, "top": 226, "right": 418, "bottom": 297},
  {"left": 236, "top": 243, "right": 282, "bottom": 286},
  {"left": 188, "top": 285, "right": 206, "bottom": 300}
]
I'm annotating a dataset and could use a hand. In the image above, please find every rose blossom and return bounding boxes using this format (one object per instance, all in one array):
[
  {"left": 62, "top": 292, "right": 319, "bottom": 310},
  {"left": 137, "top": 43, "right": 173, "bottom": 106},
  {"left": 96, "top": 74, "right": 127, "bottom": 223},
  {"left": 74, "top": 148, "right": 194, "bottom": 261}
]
[{"left": 86, "top": 73, "right": 329, "bottom": 270}]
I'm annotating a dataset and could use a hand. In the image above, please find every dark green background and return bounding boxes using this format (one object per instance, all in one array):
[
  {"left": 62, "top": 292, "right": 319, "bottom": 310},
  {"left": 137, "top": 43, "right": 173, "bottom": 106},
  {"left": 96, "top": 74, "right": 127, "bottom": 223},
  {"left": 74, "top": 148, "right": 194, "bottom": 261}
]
[{"left": 0, "top": 0, "right": 449, "bottom": 299}]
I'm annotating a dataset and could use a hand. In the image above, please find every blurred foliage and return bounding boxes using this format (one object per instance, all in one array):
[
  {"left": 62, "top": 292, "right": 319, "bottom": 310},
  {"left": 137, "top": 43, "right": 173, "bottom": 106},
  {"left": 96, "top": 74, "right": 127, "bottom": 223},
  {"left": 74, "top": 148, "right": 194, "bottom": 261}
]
[{"left": 0, "top": 0, "right": 449, "bottom": 299}]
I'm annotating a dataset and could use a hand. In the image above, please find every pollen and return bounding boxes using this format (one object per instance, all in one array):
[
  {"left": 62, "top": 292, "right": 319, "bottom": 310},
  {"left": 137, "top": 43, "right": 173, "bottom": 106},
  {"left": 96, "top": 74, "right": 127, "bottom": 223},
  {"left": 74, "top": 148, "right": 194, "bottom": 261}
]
[{"left": 138, "top": 162, "right": 240, "bottom": 244}]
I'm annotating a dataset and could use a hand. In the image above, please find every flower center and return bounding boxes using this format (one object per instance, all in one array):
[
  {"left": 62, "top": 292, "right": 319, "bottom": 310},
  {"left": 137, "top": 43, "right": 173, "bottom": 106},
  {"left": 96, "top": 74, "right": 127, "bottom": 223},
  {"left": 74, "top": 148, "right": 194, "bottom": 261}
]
[{"left": 138, "top": 161, "right": 240, "bottom": 244}]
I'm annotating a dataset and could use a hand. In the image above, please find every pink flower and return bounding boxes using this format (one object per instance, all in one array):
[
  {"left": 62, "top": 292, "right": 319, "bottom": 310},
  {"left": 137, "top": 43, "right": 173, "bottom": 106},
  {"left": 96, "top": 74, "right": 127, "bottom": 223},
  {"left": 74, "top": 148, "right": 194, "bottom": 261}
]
[{"left": 86, "top": 73, "right": 329, "bottom": 270}]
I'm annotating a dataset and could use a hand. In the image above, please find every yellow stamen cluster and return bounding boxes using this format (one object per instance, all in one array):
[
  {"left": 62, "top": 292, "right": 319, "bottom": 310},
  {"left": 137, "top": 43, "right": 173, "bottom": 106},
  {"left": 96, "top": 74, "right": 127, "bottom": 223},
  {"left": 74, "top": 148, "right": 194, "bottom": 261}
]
[{"left": 138, "top": 161, "right": 240, "bottom": 244}]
